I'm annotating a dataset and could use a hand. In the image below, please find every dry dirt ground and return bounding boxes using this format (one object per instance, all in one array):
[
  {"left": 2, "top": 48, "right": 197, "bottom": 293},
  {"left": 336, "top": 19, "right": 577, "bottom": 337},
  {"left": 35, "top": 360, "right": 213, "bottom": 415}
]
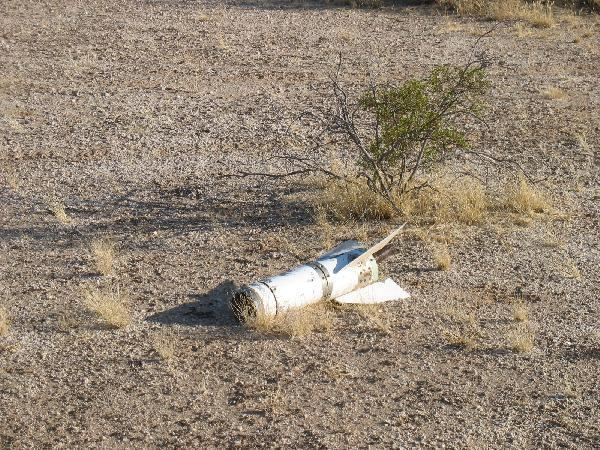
[{"left": 1, "top": 0, "right": 599, "bottom": 448}]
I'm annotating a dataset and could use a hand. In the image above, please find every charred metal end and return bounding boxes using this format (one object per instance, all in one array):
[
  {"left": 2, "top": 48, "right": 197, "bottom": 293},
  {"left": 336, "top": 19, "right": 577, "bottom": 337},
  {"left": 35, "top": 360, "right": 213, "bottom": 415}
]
[{"left": 231, "top": 286, "right": 258, "bottom": 323}]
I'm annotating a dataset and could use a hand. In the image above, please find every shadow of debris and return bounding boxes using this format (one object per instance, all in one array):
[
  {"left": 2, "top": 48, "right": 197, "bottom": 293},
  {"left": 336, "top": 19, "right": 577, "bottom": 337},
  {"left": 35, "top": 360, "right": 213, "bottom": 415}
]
[
  {"left": 563, "top": 346, "right": 599, "bottom": 362},
  {"left": 0, "top": 182, "right": 314, "bottom": 245},
  {"left": 147, "top": 280, "right": 241, "bottom": 327}
]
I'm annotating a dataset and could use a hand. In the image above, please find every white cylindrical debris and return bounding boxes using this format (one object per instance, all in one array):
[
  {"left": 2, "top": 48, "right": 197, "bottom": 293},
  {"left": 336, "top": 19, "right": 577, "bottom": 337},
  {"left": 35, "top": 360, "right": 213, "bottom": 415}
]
[{"left": 232, "top": 245, "right": 379, "bottom": 319}]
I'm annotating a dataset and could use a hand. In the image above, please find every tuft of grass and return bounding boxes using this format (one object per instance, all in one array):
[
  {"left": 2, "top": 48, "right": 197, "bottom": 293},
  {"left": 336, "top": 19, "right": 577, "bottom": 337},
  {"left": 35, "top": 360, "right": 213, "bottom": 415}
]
[
  {"left": 450, "top": 181, "right": 488, "bottom": 225},
  {"left": 508, "top": 324, "right": 535, "bottom": 353},
  {"left": 240, "top": 303, "right": 333, "bottom": 339},
  {"left": 441, "top": 297, "right": 480, "bottom": 349},
  {"left": 575, "top": 132, "right": 591, "bottom": 154},
  {"left": 0, "top": 307, "right": 9, "bottom": 336},
  {"left": 432, "top": 243, "right": 452, "bottom": 271},
  {"left": 2, "top": 168, "right": 19, "bottom": 191},
  {"left": 91, "top": 238, "right": 116, "bottom": 276},
  {"left": 47, "top": 200, "right": 71, "bottom": 224},
  {"left": 313, "top": 178, "right": 397, "bottom": 221},
  {"left": 313, "top": 175, "right": 489, "bottom": 226},
  {"left": 438, "top": 0, "right": 555, "bottom": 28},
  {"left": 561, "top": 258, "right": 582, "bottom": 280},
  {"left": 84, "top": 286, "right": 130, "bottom": 329},
  {"left": 444, "top": 328, "right": 478, "bottom": 349},
  {"left": 505, "top": 177, "right": 551, "bottom": 216},
  {"left": 512, "top": 300, "right": 529, "bottom": 322},
  {"left": 195, "top": 12, "right": 210, "bottom": 22},
  {"left": 543, "top": 86, "right": 567, "bottom": 100},
  {"left": 57, "top": 311, "right": 79, "bottom": 332},
  {"left": 153, "top": 333, "right": 176, "bottom": 360}
]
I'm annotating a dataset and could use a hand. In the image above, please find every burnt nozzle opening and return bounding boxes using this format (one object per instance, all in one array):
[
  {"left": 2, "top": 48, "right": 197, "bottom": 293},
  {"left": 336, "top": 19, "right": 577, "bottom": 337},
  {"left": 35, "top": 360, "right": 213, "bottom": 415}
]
[{"left": 231, "top": 286, "right": 259, "bottom": 323}]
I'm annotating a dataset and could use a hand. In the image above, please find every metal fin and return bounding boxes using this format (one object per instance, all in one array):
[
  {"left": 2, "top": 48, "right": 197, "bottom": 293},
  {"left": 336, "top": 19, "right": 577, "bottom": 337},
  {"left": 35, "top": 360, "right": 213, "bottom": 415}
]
[
  {"left": 341, "top": 224, "right": 406, "bottom": 271},
  {"left": 333, "top": 278, "right": 410, "bottom": 304},
  {"left": 317, "top": 240, "right": 365, "bottom": 260}
]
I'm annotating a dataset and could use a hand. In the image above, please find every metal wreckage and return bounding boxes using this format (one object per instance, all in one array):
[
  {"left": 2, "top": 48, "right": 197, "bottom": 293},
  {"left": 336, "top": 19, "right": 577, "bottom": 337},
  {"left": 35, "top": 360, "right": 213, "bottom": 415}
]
[{"left": 232, "top": 225, "right": 410, "bottom": 320}]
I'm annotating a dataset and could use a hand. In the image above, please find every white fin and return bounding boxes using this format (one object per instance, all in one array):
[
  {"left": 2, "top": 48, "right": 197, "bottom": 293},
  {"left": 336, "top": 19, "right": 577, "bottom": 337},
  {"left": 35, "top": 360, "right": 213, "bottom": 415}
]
[
  {"left": 317, "top": 240, "right": 364, "bottom": 260},
  {"left": 333, "top": 278, "right": 410, "bottom": 304},
  {"left": 342, "top": 224, "right": 406, "bottom": 271}
]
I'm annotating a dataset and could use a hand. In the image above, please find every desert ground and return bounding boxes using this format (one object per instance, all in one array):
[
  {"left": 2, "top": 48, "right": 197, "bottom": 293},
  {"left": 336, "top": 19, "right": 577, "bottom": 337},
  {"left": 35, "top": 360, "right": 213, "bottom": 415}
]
[{"left": 1, "top": 0, "right": 599, "bottom": 448}]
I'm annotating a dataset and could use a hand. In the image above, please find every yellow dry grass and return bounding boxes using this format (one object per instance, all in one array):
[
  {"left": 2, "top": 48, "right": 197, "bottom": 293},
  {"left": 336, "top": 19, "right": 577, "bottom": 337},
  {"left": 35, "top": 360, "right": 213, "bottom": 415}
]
[
  {"left": 313, "top": 178, "right": 397, "bottom": 221},
  {"left": 2, "top": 167, "right": 19, "bottom": 191},
  {"left": 542, "top": 86, "right": 567, "bottom": 100},
  {"left": 0, "top": 307, "right": 9, "bottom": 336},
  {"left": 84, "top": 287, "right": 130, "bottom": 329},
  {"left": 313, "top": 176, "right": 489, "bottom": 226},
  {"left": 444, "top": 328, "right": 478, "bottom": 349},
  {"left": 504, "top": 177, "right": 551, "bottom": 215},
  {"left": 438, "top": 0, "right": 555, "bottom": 28},
  {"left": 432, "top": 243, "right": 452, "bottom": 271},
  {"left": 241, "top": 303, "right": 333, "bottom": 339},
  {"left": 508, "top": 324, "right": 535, "bottom": 353},
  {"left": 91, "top": 238, "right": 116, "bottom": 276},
  {"left": 512, "top": 300, "right": 529, "bottom": 321},
  {"left": 440, "top": 292, "right": 482, "bottom": 349},
  {"left": 153, "top": 333, "right": 176, "bottom": 360},
  {"left": 47, "top": 200, "right": 71, "bottom": 224}
]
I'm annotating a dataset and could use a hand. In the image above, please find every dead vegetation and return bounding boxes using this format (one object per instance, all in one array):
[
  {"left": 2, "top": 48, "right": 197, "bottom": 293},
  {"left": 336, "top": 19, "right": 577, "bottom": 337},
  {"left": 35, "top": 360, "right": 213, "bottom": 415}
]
[
  {"left": 438, "top": 0, "right": 555, "bottom": 28},
  {"left": 90, "top": 238, "right": 117, "bottom": 276},
  {"left": 432, "top": 243, "right": 452, "bottom": 271},
  {"left": 0, "top": 307, "right": 9, "bottom": 336},
  {"left": 1, "top": 167, "right": 19, "bottom": 191},
  {"left": 153, "top": 332, "right": 176, "bottom": 360},
  {"left": 542, "top": 86, "right": 567, "bottom": 99},
  {"left": 312, "top": 178, "right": 397, "bottom": 221},
  {"left": 47, "top": 199, "right": 71, "bottom": 224},
  {"left": 504, "top": 177, "right": 551, "bottom": 216},
  {"left": 441, "top": 296, "right": 480, "bottom": 349},
  {"left": 83, "top": 286, "right": 130, "bottom": 329},
  {"left": 352, "top": 304, "right": 391, "bottom": 333},
  {"left": 240, "top": 303, "right": 334, "bottom": 339},
  {"left": 508, "top": 323, "right": 535, "bottom": 352},
  {"left": 313, "top": 174, "right": 551, "bottom": 229},
  {"left": 512, "top": 299, "right": 530, "bottom": 321}
]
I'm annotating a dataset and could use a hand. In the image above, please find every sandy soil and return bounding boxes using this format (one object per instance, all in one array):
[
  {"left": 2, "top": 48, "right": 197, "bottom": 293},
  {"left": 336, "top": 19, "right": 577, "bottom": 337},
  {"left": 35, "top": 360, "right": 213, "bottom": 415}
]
[{"left": 1, "top": 0, "right": 599, "bottom": 447}]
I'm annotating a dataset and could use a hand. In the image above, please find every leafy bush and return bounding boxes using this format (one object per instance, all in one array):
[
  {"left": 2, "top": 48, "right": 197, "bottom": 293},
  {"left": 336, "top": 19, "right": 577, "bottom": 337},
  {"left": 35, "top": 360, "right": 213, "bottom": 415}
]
[{"left": 328, "top": 62, "right": 488, "bottom": 210}]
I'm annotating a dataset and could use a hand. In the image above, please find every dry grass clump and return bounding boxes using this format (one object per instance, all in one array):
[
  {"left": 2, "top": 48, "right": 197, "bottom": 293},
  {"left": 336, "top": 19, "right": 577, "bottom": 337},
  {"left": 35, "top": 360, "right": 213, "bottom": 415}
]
[
  {"left": 2, "top": 168, "right": 19, "bottom": 191},
  {"left": 47, "top": 200, "right": 71, "bottom": 224},
  {"left": 241, "top": 303, "right": 333, "bottom": 339},
  {"left": 432, "top": 243, "right": 452, "bottom": 271},
  {"left": 84, "top": 286, "right": 130, "bottom": 329},
  {"left": 313, "top": 176, "right": 489, "bottom": 226},
  {"left": 452, "top": 182, "right": 489, "bottom": 224},
  {"left": 438, "top": 0, "right": 555, "bottom": 28},
  {"left": 504, "top": 177, "right": 551, "bottom": 216},
  {"left": 444, "top": 328, "right": 479, "bottom": 349},
  {"left": 542, "top": 86, "right": 567, "bottom": 100},
  {"left": 508, "top": 324, "right": 535, "bottom": 353},
  {"left": 401, "top": 179, "right": 489, "bottom": 226},
  {"left": 512, "top": 299, "right": 529, "bottom": 321},
  {"left": 90, "top": 238, "right": 116, "bottom": 276},
  {"left": 0, "top": 307, "right": 9, "bottom": 336},
  {"left": 313, "top": 178, "right": 397, "bottom": 221},
  {"left": 153, "top": 333, "right": 176, "bottom": 360},
  {"left": 561, "top": 257, "right": 582, "bottom": 279},
  {"left": 441, "top": 296, "right": 480, "bottom": 349}
]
